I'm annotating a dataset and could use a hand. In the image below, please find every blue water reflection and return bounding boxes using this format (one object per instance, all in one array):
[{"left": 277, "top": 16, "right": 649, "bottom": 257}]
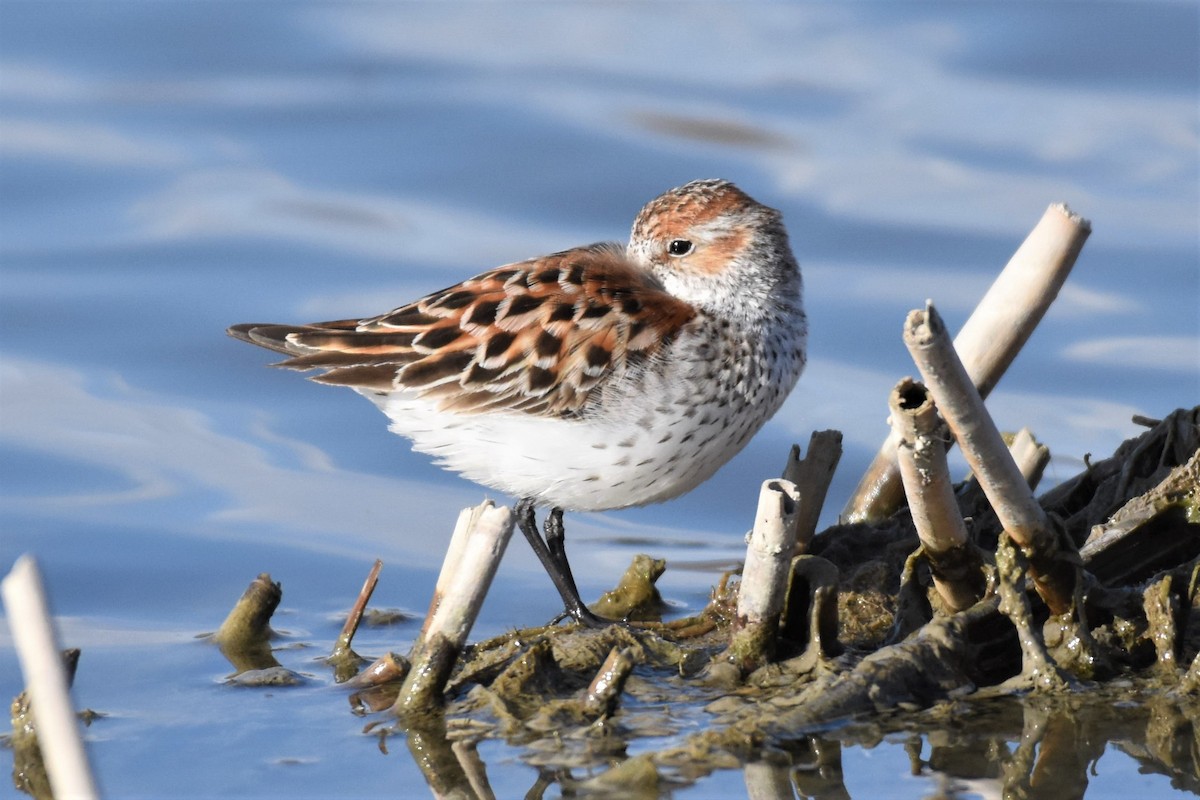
[{"left": 2, "top": 2, "right": 1197, "bottom": 797}]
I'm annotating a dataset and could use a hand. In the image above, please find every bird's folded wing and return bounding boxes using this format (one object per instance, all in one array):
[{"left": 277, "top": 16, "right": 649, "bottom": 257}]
[{"left": 228, "top": 242, "right": 696, "bottom": 417}]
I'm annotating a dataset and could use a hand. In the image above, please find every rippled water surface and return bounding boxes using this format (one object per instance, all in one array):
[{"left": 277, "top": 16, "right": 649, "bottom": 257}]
[{"left": 2, "top": 3, "right": 1198, "bottom": 797}]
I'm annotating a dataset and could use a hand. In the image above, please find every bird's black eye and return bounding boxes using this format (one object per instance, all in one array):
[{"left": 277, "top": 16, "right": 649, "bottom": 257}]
[{"left": 667, "top": 239, "right": 693, "bottom": 257}]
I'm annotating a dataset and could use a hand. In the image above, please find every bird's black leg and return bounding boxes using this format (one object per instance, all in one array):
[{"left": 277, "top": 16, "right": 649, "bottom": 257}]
[
  {"left": 543, "top": 508, "right": 570, "bottom": 570},
  {"left": 513, "top": 499, "right": 607, "bottom": 627},
  {"left": 543, "top": 508, "right": 609, "bottom": 627}
]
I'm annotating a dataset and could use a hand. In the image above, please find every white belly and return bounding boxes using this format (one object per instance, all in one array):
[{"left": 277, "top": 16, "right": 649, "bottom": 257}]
[{"left": 365, "top": 322, "right": 804, "bottom": 511}]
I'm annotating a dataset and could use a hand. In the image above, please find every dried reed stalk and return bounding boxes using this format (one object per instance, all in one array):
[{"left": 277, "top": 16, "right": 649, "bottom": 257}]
[
  {"left": 331, "top": 559, "right": 382, "bottom": 665},
  {"left": 395, "top": 502, "right": 515, "bottom": 717},
  {"left": 2, "top": 555, "right": 100, "bottom": 800},
  {"left": 844, "top": 203, "right": 1091, "bottom": 523},
  {"left": 903, "top": 303, "right": 1077, "bottom": 614},
  {"left": 1009, "top": 428, "right": 1050, "bottom": 490},
  {"left": 583, "top": 646, "right": 637, "bottom": 717},
  {"left": 724, "top": 479, "right": 801, "bottom": 672},
  {"left": 347, "top": 652, "right": 410, "bottom": 689},
  {"left": 889, "top": 378, "right": 986, "bottom": 612},
  {"left": 782, "top": 430, "right": 843, "bottom": 553}
]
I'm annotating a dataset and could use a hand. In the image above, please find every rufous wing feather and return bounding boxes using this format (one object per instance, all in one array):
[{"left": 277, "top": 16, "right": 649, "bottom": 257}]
[{"left": 228, "top": 242, "right": 696, "bottom": 417}]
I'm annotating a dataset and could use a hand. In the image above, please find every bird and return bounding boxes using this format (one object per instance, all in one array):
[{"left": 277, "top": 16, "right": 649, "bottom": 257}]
[{"left": 229, "top": 179, "right": 807, "bottom": 627}]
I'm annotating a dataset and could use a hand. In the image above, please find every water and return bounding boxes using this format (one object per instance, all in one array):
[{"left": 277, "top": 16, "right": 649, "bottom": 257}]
[{"left": 1, "top": 2, "right": 1197, "bottom": 797}]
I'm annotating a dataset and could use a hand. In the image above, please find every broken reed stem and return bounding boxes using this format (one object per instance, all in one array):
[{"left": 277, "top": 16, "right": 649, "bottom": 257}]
[
  {"left": 332, "top": 559, "right": 382, "bottom": 661},
  {"left": 1009, "top": 428, "right": 1050, "bottom": 491},
  {"left": 889, "top": 378, "right": 986, "bottom": 612},
  {"left": 328, "top": 561, "right": 382, "bottom": 682},
  {"left": 394, "top": 502, "right": 515, "bottom": 717},
  {"left": 347, "top": 652, "right": 411, "bottom": 689},
  {"left": 903, "top": 303, "right": 1077, "bottom": 615},
  {"left": 1, "top": 556, "right": 100, "bottom": 800},
  {"left": 420, "top": 503, "right": 514, "bottom": 645},
  {"left": 955, "top": 203, "right": 1091, "bottom": 394},
  {"left": 212, "top": 573, "right": 283, "bottom": 673},
  {"left": 890, "top": 379, "right": 964, "bottom": 554},
  {"left": 843, "top": 203, "right": 1091, "bottom": 523},
  {"left": 213, "top": 573, "right": 281, "bottom": 648},
  {"left": 725, "top": 479, "right": 802, "bottom": 672},
  {"left": 782, "top": 430, "right": 843, "bottom": 553},
  {"left": 583, "top": 646, "right": 637, "bottom": 717}
]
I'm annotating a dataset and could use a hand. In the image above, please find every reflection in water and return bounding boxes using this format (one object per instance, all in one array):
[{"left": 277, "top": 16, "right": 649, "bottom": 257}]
[
  {"left": 379, "top": 689, "right": 1200, "bottom": 798},
  {"left": 785, "top": 737, "right": 848, "bottom": 800},
  {"left": 404, "top": 718, "right": 479, "bottom": 799}
]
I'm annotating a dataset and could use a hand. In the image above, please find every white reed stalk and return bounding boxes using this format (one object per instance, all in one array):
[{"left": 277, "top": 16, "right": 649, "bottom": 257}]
[
  {"left": 844, "top": 203, "right": 1091, "bottom": 523},
  {"left": 889, "top": 378, "right": 984, "bottom": 612},
  {"left": 781, "top": 430, "right": 843, "bottom": 553},
  {"left": 722, "top": 480, "right": 802, "bottom": 673},
  {"left": 737, "top": 479, "right": 802, "bottom": 630},
  {"left": 421, "top": 502, "right": 514, "bottom": 649},
  {"left": 904, "top": 305, "right": 1050, "bottom": 541},
  {"left": 890, "top": 379, "right": 969, "bottom": 556},
  {"left": 420, "top": 505, "right": 482, "bottom": 633},
  {"left": 904, "top": 303, "right": 1074, "bottom": 614},
  {"left": 953, "top": 203, "right": 1090, "bottom": 396},
  {"left": 396, "top": 501, "right": 514, "bottom": 715},
  {"left": 2, "top": 555, "right": 99, "bottom": 800},
  {"left": 1009, "top": 427, "right": 1050, "bottom": 490}
]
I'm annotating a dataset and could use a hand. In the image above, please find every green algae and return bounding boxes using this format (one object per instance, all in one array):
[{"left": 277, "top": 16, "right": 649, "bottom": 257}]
[{"left": 588, "top": 554, "right": 668, "bottom": 622}]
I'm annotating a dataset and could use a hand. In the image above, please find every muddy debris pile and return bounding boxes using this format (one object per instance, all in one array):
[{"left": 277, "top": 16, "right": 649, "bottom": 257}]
[{"left": 315, "top": 402, "right": 1198, "bottom": 796}]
